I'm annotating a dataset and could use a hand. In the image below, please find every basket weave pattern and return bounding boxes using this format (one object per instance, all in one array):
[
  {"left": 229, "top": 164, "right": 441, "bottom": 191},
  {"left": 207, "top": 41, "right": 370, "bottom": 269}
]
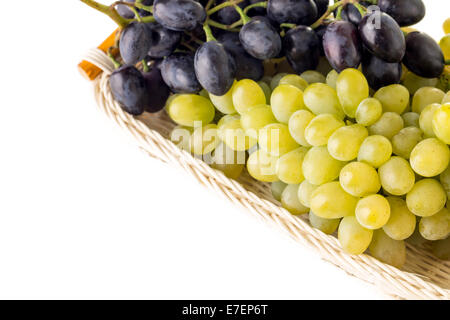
[{"left": 84, "top": 49, "right": 450, "bottom": 300}]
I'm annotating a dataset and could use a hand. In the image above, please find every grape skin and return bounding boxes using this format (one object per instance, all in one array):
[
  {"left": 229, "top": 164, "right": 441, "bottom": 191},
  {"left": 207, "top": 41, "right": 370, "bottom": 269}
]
[
  {"left": 411, "top": 87, "right": 445, "bottom": 114},
  {"left": 392, "top": 127, "right": 423, "bottom": 159},
  {"left": 328, "top": 124, "right": 368, "bottom": 161},
  {"left": 336, "top": 68, "right": 369, "bottom": 118},
  {"left": 305, "top": 114, "right": 345, "bottom": 147},
  {"left": 298, "top": 180, "right": 319, "bottom": 208},
  {"left": 419, "top": 208, "right": 450, "bottom": 241},
  {"left": 338, "top": 216, "right": 373, "bottom": 255},
  {"left": 247, "top": 149, "right": 279, "bottom": 182},
  {"left": 373, "top": 84, "right": 410, "bottom": 114},
  {"left": 432, "top": 103, "right": 450, "bottom": 144},
  {"left": 309, "top": 211, "right": 340, "bottom": 235},
  {"left": 368, "top": 112, "right": 404, "bottom": 140},
  {"left": 232, "top": 79, "right": 267, "bottom": 114},
  {"left": 383, "top": 197, "right": 416, "bottom": 241},
  {"left": 419, "top": 103, "right": 440, "bottom": 138},
  {"left": 303, "top": 83, "right": 345, "bottom": 119},
  {"left": 270, "top": 84, "right": 306, "bottom": 124},
  {"left": 281, "top": 184, "right": 310, "bottom": 215},
  {"left": 379, "top": 156, "right": 415, "bottom": 196},
  {"left": 311, "top": 182, "right": 358, "bottom": 219},
  {"left": 339, "top": 162, "right": 380, "bottom": 197},
  {"left": 410, "top": 138, "right": 450, "bottom": 177},
  {"left": 356, "top": 194, "right": 391, "bottom": 230},
  {"left": 271, "top": 181, "right": 287, "bottom": 202},
  {"left": 402, "top": 112, "right": 420, "bottom": 128},
  {"left": 276, "top": 148, "right": 308, "bottom": 184},
  {"left": 303, "top": 147, "right": 345, "bottom": 186},
  {"left": 358, "top": 135, "right": 392, "bottom": 168},
  {"left": 369, "top": 229, "right": 406, "bottom": 269},
  {"left": 406, "top": 179, "right": 447, "bottom": 217},
  {"left": 355, "top": 98, "right": 382, "bottom": 127}
]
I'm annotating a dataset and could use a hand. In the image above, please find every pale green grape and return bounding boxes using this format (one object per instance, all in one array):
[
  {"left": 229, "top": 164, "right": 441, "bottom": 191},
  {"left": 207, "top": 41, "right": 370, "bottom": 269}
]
[
  {"left": 368, "top": 112, "right": 404, "bottom": 140},
  {"left": 303, "top": 83, "right": 345, "bottom": 119},
  {"left": 190, "top": 124, "right": 220, "bottom": 155},
  {"left": 326, "top": 69, "right": 339, "bottom": 89},
  {"left": 355, "top": 98, "right": 382, "bottom": 126},
  {"left": 411, "top": 87, "right": 445, "bottom": 114},
  {"left": 170, "top": 125, "right": 193, "bottom": 151},
  {"left": 402, "top": 72, "right": 438, "bottom": 95},
  {"left": 358, "top": 135, "right": 392, "bottom": 168},
  {"left": 167, "top": 94, "right": 215, "bottom": 127},
  {"left": 258, "top": 81, "right": 272, "bottom": 102},
  {"left": 199, "top": 89, "right": 209, "bottom": 98},
  {"left": 218, "top": 116, "right": 257, "bottom": 151},
  {"left": 442, "top": 91, "right": 450, "bottom": 104},
  {"left": 209, "top": 82, "right": 237, "bottom": 114},
  {"left": 356, "top": 194, "right": 391, "bottom": 230},
  {"left": 258, "top": 123, "right": 299, "bottom": 156},
  {"left": 336, "top": 68, "right": 369, "bottom": 118},
  {"left": 246, "top": 149, "right": 279, "bottom": 182},
  {"left": 311, "top": 181, "right": 358, "bottom": 219},
  {"left": 210, "top": 143, "right": 245, "bottom": 179},
  {"left": 279, "top": 74, "right": 308, "bottom": 91},
  {"left": 300, "top": 70, "right": 326, "bottom": 84},
  {"left": 271, "top": 181, "right": 287, "bottom": 201},
  {"left": 328, "top": 124, "right": 368, "bottom": 161},
  {"left": 373, "top": 84, "right": 409, "bottom": 114},
  {"left": 288, "top": 109, "right": 315, "bottom": 147},
  {"left": 303, "top": 146, "right": 345, "bottom": 185},
  {"left": 439, "top": 165, "right": 450, "bottom": 199},
  {"left": 369, "top": 229, "right": 406, "bottom": 268},
  {"left": 392, "top": 127, "right": 423, "bottom": 159},
  {"left": 379, "top": 156, "right": 415, "bottom": 196},
  {"left": 232, "top": 79, "right": 266, "bottom": 114},
  {"left": 406, "top": 179, "right": 447, "bottom": 217},
  {"left": 402, "top": 112, "right": 420, "bottom": 128},
  {"left": 276, "top": 147, "right": 308, "bottom": 184},
  {"left": 309, "top": 211, "right": 340, "bottom": 235},
  {"left": 304, "top": 114, "right": 345, "bottom": 147},
  {"left": 441, "top": 35, "right": 450, "bottom": 60},
  {"left": 339, "top": 161, "right": 381, "bottom": 197},
  {"left": 406, "top": 224, "right": 428, "bottom": 246},
  {"left": 281, "top": 184, "right": 309, "bottom": 215},
  {"left": 410, "top": 138, "right": 450, "bottom": 177},
  {"left": 383, "top": 197, "right": 416, "bottom": 240},
  {"left": 431, "top": 237, "right": 450, "bottom": 260},
  {"left": 240, "top": 105, "right": 277, "bottom": 139},
  {"left": 419, "top": 207, "right": 450, "bottom": 240},
  {"left": 432, "top": 103, "right": 450, "bottom": 144},
  {"left": 270, "top": 84, "right": 306, "bottom": 123},
  {"left": 270, "top": 73, "right": 288, "bottom": 90},
  {"left": 419, "top": 103, "right": 440, "bottom": 138},
  {"left": 297, "top": 180, "right": 318, "bottom": 208},
  {"left": 338, "top": 216, "right": 373, "bottom": 255}
]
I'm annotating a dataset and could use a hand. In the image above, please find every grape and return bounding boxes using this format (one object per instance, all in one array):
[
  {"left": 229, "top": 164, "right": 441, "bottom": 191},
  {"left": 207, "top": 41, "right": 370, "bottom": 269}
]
[
  {"left": 406, "top": 224, "right": 428, "bottom": 247},
  {"left": 338, "top": 216, "right": 373, "bottom": 255},
  {"left": 303, "top": 147, "right": 345, "bottom": 185},
  {"left": 440, "top": 165, "right": 450, "bottom": 199},
  {"left": 433, "top": 103, "right": 450, "bottom": 144},
  {"left": 326, "top": 70, "right": 338, "bottom": 89},
  {"left": 119, "top": 22, "right": 153, "bottom": 65},
  {"left": 403, "top": 32, "right": 445, "bottom": 78},
  {"left": 368, "top": 112, "right": 404, "bottom": 140},
  {"left": 161, "top": 52, "right": 201, "bottom": 93},
  {"left": 281, "top": 184, "right": 310, "bottom": 215},
  {"left": 305, "top": 114, "right": 345, "bottom": 147},
  {"left": 339, "top": 162, "right": 380, "bottom": 197},
  {"left": 258, "top": 123, "right": 299, "bottom": 156},
  {"left": 406, "top": 179, "right": 447, "bottom": 217},
  {"left": 298, "top": 180, "right": 318, "bottom": 208},
  {"left": 232, "top": 79, "right": 267, "bottom": 114},
  {"left": 270, "top": 73, "right": 288, "bottom": 90},
  {"left": 313, "top": 0, "right": 329, "bottom": 18},
  {"left": 358, "top": 135, "right": 392, "bottom": 168},
  {"left": 246, "top": 0, "right": 267, "bottom": 16},
  {"left": 378, "top": 0, "right": 425, "bottom": 27},
  {"left": 167, "top": 94, "right": 215, "bottom": 126},
  {"left": 369, "top": 230, "right": 406, "bottom": 269},
  {"left": 279, "top": 75, "right": 308, "bottom": 91},
  {"left": 117, "top": 0, "right": 153, "bottom": 18},
  {"left": 355, "top": 98, "right": 382, "bottom": 126},
  {"left": 419, "top": 104, "right": 440, "bottom": 138},
  {"left": 211, "top": 143, "right": 245, "bottom": 179},
  {"left": 303, "top": 83, "right": 344, "bottom": 119},
  {"left": 271, "top": 181, "right": 287, "bottom": 201},
  {"left": 383, "top": 197, "right": 416, "bottom": 241},
  {"left": 215, "top": 0, "right": 249, "bottom": 25},
  {"left": 240, "top": 104, "right": 277, "bottom": 139},
  {"left": 336, "top": 69, "right": 369, "bottom": 118},
  {"left": 288, "top": 110, "right": 315, "bottom": 147},
  {"left": 270, "top": 84, "right": 305, "bottom": 124},
  {"left": 419, "top": 208, "right": 450, "bottom": 241},
  {"left": 276, "top": 148, "right": 308, "bottom": 184},
  {"left": 146, "top": 23, "right": 181, "bottom": 58},
  {"left": 379, "top": 156, "right": 415, "bottom": 196},
  {"left": 402, "top": 72, "right": 438, "bottom": 96},
  {"left": 431, "top": 237, "right": 450, "bottom": 260},
  {"left": 189, "top": 124, "right": 220, "bottom": 155},
  {"left": 300, "top": 71, "right": 326, "bottom": 84},
  {"left": 217, "top": 114, "right": 240, "bottom": 136},
  {"left": 247, "top": 149, "right": 279, "bottom": 182},
  {"left": 218, "top": 116, "right": 257, "bottom": 151},
  {"left": 356, "top": 194, "right": 391, "bottom": 230},
  {"left": 309, "top": 211, "right": 340, "bottom": 235},
  {"left": 209, "top": 82, "right": 236, "bottom": 115},
  {"left": 410, "top": 138, "right": 450, "bottom": 177},
  {"left": 239, "top": 17, "right": 282, "bottom": 60},
  {"left": 142, "top": 67, "right": 171, "bottom": 113},
  {"left": 337, "top": 2, "right": 370, "bottom": 25},
  {"left": 283, "top": 26, "right": 321, "bottom": 74},
  {"left": 359, "top": 12, "right": 405, "bottom": 63},
  {"left": 170, "top": 125, "right": 193, "bottom": 151},
  {"left": 323, "top": 21, "right": 362, "bottom": 72},
  {"left": 267, "top": 0, "right": 318, "bottom": 25},
  {"left": 153, "top": 0, "right": 206, "bottom": 31},
  {"left": 443, "top": 92, "right": 450, "bottom": 104},
  {"left": 402, "top": 112, "right": 420, "bottom": 128},
  {"left": 373, "top": 84, "right": 409, "bottom": 115},
  {"left": 439, "top": 35, "right": 450, "bottom": 60},
  {"left": 258, "top": 81, "right": 272, "bottom": 102},
  {"left": 311, "top": 182, "right": 358, "bottom": 219},
  {"left": 109, "top": 65, "right": 146, "bottom": 115},
  {"left": 328, "top": 125, "right": 368, "bottom": 161},
  {"left": 411, "top": 87, "right": 445, "bottom": 114},
  {"left": 392, "top": 127, "right": 423, "bottom": 159}
]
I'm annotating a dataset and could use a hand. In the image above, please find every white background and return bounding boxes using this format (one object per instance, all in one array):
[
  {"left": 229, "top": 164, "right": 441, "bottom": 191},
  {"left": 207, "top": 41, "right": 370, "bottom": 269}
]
[{"left": 0, "top": 1, "right": 448, "bottom": 299}]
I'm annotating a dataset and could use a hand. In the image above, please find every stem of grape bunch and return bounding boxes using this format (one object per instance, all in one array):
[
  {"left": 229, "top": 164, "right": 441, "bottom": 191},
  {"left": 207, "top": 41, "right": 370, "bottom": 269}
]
[
  {"left": 243, "top": 1, "right": 267, "bottom": 15},
  {"left": 203, "top": 23, "right": 217, "bottom": 42},
  {"left": 310, "top": 0, "right": 345, "bottom": 29},
  {"left": 207, "top": 0, "right": 245, "bottom": 16},
  {"left": 233, "top": 4, "right": 251, "bottom": 25}
]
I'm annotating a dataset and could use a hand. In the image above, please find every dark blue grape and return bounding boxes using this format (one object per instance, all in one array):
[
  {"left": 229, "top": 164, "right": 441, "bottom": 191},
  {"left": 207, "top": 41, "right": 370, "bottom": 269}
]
[
  {"left": 362, "top": 52, "right": 402, "bottom": 90},
  {"left": 336, "top": 1, "right": 370, "bottom": 25},
  {"left": 142, "top": 67, "right": 171, "bottom": 113},
  {"left": 247, "top": 0, "right": 267, "bottom": 16},
  {"left": 160, "top": 52, "right": 202, "bottom": 93},
  {"left": 145, "top": 23, "right": 181, "bottom": 58},
  {"left": 315, "top": 24, "right": 328, "bottom": 56},
  {"left": 153, "top": 0, "right": 206, "bottom": 31},
  {"left": 378, "top": 0, "right": 425, "bottom": 27},
  {"left": 215, "top": 0, "right": 249, "bottom": 25},
  {"left": 109, "top": 65, "right": 146, "bottom": 115},
  {"left": 119, "top": 22, "right": 153, "bottom": 65},
  {"left": 313, "top": 0, "right": 329, "bottom": 18},
  {"left": 284, "top": 26, "right": 321, "bottom": 74},
  {"left": 194, "top": 41, "right": 236, "bottom": 96},
  {"left": 117, "top": 0, "right": 154, "bottom": 18},
  {"left": 267, "top": 0, "right": 318, "bottom": 25}
]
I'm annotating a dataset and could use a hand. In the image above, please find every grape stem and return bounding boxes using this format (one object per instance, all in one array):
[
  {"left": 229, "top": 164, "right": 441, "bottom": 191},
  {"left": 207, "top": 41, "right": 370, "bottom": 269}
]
[
  {"left": 80, "top": 0, "right": 129, "bottom": 28},
  {"left": 207, "top": 0, "right": 245, "bottom": 16},
  {"left": 336, "top": 6, "right": 343, "bottom": 20},
  {"left": 233, "top": 4, "right": 251, "bottom": 25},
  {"left": 243, "top": 1, "right": 267, "bottom": 14},
  {"left": 203, "top": 23, "right": 217, "bottom": 42},
  {"left": 310, "top": 0, "right": 345, "bottom": 29},
  {"left": 207, "top": 19, "right": 242, "bottom": 31},
  {"left": 280, "top": 23, "right": 296, "bottom": 29},
  {"left": 134, "top": 2, "right": 153, "bottom": 13},
  {"left": 352, "top": 2, "right": 366, "bottom": 17},
  {"left": 107, "top": 47, "right": 121, "bottom": 69},
  {"left": 141, "top": 59, "right": 149, "bottom": 72}
]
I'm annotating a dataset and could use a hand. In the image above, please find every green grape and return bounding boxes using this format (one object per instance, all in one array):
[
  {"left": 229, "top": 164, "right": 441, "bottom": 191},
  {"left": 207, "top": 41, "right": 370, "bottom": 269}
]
[
  {"left": 336, "top": 68, "right": 369, "bottom": 118},
  {"left": 402, "top": 72, "right": 438, "bottom": 95},
  {"left": 358, "top": 135, "right": 392, "bottom": 168},
  {"left": 170, "top": 125, "right": 193, "bottom": 151},
  {"left": 275, "top": 147, "right": 308, "bottom": 184},
  {"left": 300, "top": 70, "right": 326, "bottom": 84},
  {"left": 240, "top": 105, "right": 277, "bottom": 139},
  {"left": 271, "top": 180, "right": 287, "bottom": 201},
  {"left": 270, "top": 84, "right": 306, "bottom": 123},
  {"left": 199, "top": 89, "right": 209, "bottom": 98},
  {"left": 411, "top": 87, "right": 445, "bottom": 114},
  {"left": 328, "top": 124, "right": 368, "bottom": 161},
  {"left": 167, "top": 94, "right": 215, "bottom": 127},
  {"left": 190, "top": 124, "right": 220, "bottom": 155},
  {"left": 210, "top": 143, "right": 245, "bottom": 179},
  {"left": 419, "top": 207, "right": 450, "bottom": 241},
  {"left": 368, "top": 112, "right": 404, "bottom": 140},
  {"left": 303, "top": 146, "right": 345, "bottom": 185},
  {"left": 419, "top": 103, "right": 440, "bottom": 138},
  {"left": 431, "top": 237, "right": 450, "bottom": 260},
  {"left": 442, "top": 91, "right": 450, "bottom": 104},
  {"left": 309, "top": 211, "right": 340, "bottom": 235},
  {"left": 311, "top": 181, "right": 358, "bottom": 219},
  {"left": 356, "top": 194, "right": 391, "bottom": 230},
  {"left": 383, "top": 197, "right": 416, "bottom": 240},
  {"left": 261, "top": 76, "right": 272, "bottom": 85},
  {"left": 304, "top": 114, "right": 345, "bottom": 147},
  {"left": 439, "top": 165, "right": 450, "bottom": 198},
  {"left": 379, "top": 157, "right": 415, "bottom": 196},
  {"left": 338, "top": 216, "right": 373, "bottom": 255},
  {"left": 281, "top": 184, "right": 310, "bottom": 215},
  {"left": 297, "top": 180, "right": 318, "bottom": 208},
  {"left": 218, "top": 116, "right": 257, "bottom": 151},
  {"left": 209, "top": 81, "right": 237, "bottom": 114},
  {"left": 369, "top": 229, "right": 406, "bottom": 268},
  {"left": 258, "top": 81, "right": 272, "bottom": 102},
  {"left": 373, "top": 84, "right": 409, "bottom": 114},
  {"left": 392, "top": 127, "right": 423, "bottom": 159},
  {"left": 444, "top": 18, "right": 450, "bottom": 34},
  {"left": 232, "top": 79, "right": 266, "bottom": 114},
  {"left": 406, "top": 179, "right": 447, "bottom": 217},
  {"left": 326, "top": 69, "right": 339, "bottom": 89},
  {"left": 406, "top": 223, "right": 428, "bottom": 246},
  {"left": 432, "top": 103, "right": 450, "bottom": 144},
  {"left": 439, "top": 34, "right": 450, "bottom": 60},
  {"left": 258, "top": 123, "right": 299, "bottom": 156},
  {"left": 402, "top": 112, "right": 420, "bottom": 128},
  {"left": 339, "top": 162, "right": 381, "bottom": 197},
  {"left": 270, "top": 73, "right": 288, "bottom": 90},
  {"left": 246, "top": 149, "right": 279, "bottom": 182},
  {"left": 279, "top": 74, "right": 308, "bottom": 91},
  {"left": 355, "top": 98, "right": 382, "bottom": 126},
  {"left": 288, "top": 109, "right": 315, "bottom": 147},
  {"left": 303, "top": 83, "right": 345, "bottom": 119},
  {"left": 410, "top": 138, "right": 450, "bottom": 177}
]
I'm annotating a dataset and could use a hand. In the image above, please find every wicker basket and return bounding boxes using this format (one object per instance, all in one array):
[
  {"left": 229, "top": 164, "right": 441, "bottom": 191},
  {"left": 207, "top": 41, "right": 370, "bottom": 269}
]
[{"left": 82, "top": 48, "right": 450, "bottom": 300}]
